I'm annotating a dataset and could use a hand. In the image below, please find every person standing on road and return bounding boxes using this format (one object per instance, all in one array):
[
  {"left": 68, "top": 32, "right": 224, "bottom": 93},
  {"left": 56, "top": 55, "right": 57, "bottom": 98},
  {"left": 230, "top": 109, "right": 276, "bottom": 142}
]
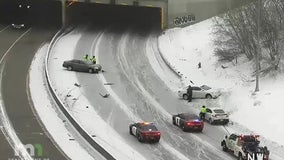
[
  {"left": 187, "top": 85, "right": 193, "bottom": 102},
  {"left": 83, "top": 54, "right": 89, "bottom": 61},
  {"left": 200, "top": 106, "right": 207, "bottom": 120},
  {"left": 90, "top": 55, "right": 96, "bottom": 64}
]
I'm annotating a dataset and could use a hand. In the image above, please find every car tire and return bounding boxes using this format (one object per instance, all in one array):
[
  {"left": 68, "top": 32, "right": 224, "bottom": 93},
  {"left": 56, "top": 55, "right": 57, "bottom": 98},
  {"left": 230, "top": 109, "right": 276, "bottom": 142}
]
[
  {"left": 172, "top": 118, "right": 176, "bottom": 125},
  {"left": 209, "top": 118, "right": 214, "bottom": 124},
  {"left": 183, "top": 94, "right": 189, "bottom": 100},
  {"left": 182, "top": 125, "right": 186, "bottom": 132},
  {"left": 138, "top": 134, "right": 143, "bottom": 142},
  {"left": 223, "top": 120, "right": 229, "bottom": 125},
  {"left": 206, "top": 94, "right": 212, "bottom": 99},
  {"left": 88, "top": 68, "right": 94, "bottom": 73},
  {"left": 67, "top": 66, "right": 73, "bottom": 71},
  {"left": 129, "top": 126, "right": 133, "bottom": 135},
  {"left": 238, "top": 153, "right": 243, "bottom": 160}
]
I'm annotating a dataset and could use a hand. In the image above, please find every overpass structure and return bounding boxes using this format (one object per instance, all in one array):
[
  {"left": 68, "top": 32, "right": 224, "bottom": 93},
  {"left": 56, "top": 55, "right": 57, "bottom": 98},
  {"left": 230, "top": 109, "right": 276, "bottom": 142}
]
[
  {"left": 61, "top": 0, "right": 253, "bottom": 29},
  {"left": 0, "top": 0, "right": 253, "bottom": 29}
]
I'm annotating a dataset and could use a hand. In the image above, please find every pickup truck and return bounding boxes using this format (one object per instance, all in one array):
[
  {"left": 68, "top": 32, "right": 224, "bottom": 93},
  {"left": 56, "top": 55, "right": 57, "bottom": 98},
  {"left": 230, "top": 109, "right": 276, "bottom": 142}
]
[{"left": 221, "top": 134, "right": 269, "bottom": 160}]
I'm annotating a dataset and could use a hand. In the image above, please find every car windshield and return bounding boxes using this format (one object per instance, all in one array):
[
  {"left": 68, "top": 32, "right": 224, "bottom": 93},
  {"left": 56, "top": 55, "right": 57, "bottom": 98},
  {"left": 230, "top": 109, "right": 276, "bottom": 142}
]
[
  {"left": 200, "top": 85, "right": 211, "bottom": 90},
  {"left": 213, "top": 109, "right": 225, "bottom": 114},
  {"left": 141, "top": 125, "right": 158, "bottom": 131},
  {"left": 241, "top": 135, "right": 258, "bottom": 142}
]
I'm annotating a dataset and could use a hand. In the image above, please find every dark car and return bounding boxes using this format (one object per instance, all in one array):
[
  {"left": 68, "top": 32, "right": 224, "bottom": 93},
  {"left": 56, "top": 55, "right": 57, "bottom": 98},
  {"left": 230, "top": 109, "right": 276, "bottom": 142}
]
[
  {"left": 129, "top": 122, "right": 161, "bottom": 143},
  {"left": 172, "top": 113, "right": 204, "bottom": 132},
  {"left": 62, "top": 59, "right": 102, "bottom": 73}
]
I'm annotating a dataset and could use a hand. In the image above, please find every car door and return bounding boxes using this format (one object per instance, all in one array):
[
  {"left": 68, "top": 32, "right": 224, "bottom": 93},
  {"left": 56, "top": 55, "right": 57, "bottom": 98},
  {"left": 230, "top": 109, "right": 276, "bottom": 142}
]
[
  {"left": 78, "top": 61, "right": 88, "bottom": 72},
  {"left": 205, "top": 108, "right": 212, "bottom": 121},
  {"left": 131, "top": 124, "right": 138, "bottom": 136},
  {"left": 175, "top": 115, "right": 182, "bottom": 126},
  {"left": 192, "top": 87, "right": 204, "bottom": 98},
  {"left": 71, "top": 60, "right": 81, "bottom": 71},
  {"left": 228, "top": 134, "right": 237, "bottom": 150}
]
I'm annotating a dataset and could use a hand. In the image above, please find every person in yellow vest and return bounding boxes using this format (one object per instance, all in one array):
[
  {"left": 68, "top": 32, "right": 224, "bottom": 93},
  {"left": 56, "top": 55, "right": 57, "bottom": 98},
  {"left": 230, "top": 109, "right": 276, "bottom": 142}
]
[
  {"left": 83, "top": 54, "right": 89, "bottom": 61},
  {"left": 90, "top": 55, "right": 96, "bottom": 64},
  {"left": 199, "top": 105, "right": 207, "bottom": 120}
]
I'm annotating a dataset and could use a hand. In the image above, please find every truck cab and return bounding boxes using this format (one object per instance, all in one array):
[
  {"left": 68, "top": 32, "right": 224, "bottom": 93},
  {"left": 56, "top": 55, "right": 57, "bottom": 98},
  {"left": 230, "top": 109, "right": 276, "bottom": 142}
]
[{"left": 221, "top": 134, "right": 269, "bottom": 160}]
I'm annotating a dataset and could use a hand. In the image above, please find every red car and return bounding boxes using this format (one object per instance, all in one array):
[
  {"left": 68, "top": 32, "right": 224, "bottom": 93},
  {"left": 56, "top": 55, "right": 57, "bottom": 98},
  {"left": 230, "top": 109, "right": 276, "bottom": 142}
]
[
  {"left": 172, "top": 113, "right": 204, "bottom": 132},
  {"left": 129, "top": 122, "right": 161, "bottom": 143}
]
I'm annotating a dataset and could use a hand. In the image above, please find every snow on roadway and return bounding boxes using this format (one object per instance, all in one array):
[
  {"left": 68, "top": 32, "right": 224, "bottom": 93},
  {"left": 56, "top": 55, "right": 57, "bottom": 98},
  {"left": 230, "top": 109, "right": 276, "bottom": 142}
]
[
  {"left": 29, "top": 19, "right": 284, "bottom": 159},
  {"left": 29, "top": 44, "right": 96, "bottom": 160},
  {"left": 47, "top": 30, "right": 147, "bottom": 160},
  {"left": 158, "top": 18, "right": 284, "bottom": 151}
]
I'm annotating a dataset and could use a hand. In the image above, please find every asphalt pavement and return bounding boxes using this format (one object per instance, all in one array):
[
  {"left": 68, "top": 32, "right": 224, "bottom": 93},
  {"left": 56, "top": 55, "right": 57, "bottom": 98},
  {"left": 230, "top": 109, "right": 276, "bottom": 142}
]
[{"left": 0, "top": 26, "right": 68, "bottom": 160}]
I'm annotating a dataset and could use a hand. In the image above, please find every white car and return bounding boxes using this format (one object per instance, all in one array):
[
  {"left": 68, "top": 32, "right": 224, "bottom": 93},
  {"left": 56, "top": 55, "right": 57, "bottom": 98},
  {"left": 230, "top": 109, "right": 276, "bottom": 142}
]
[
  {"left": 178, "top": 85, "right": 221, "bottom": 100},
  {"left": 204, "top": 108, "right": 229, "bottom": 124}
]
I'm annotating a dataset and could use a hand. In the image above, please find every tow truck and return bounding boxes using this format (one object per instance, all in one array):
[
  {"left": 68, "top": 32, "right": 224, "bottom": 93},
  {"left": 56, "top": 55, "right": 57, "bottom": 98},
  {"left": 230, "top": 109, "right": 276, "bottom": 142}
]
[{"left": 221, "top": 134, "right": 269, "bottom": 160}]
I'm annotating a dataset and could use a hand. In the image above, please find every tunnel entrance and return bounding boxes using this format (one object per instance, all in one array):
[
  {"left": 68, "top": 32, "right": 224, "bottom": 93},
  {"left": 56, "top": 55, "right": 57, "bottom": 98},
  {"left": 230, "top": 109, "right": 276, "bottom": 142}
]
[
  {"left": 66, "top": 2, "right": 162, "bottom": 29},
  {"left": 1, "top": 1, "right": 162, "bottom": 29}
]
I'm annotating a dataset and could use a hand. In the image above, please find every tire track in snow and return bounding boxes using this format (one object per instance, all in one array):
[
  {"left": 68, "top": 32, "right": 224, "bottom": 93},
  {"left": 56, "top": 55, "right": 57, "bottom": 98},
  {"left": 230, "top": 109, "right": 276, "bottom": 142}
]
[
  {"left": 116, "top": 30, "right": 235, "bottom": 160},
  {"left": 95, "top": 29, "right": 191, "bottom": 160}
]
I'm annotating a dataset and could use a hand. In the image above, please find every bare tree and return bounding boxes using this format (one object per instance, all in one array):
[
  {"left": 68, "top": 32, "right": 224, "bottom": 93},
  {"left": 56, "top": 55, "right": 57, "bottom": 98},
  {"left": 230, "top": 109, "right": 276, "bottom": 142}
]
[{"left": 213, "top": 0, "right": 284, "bottom": 75}]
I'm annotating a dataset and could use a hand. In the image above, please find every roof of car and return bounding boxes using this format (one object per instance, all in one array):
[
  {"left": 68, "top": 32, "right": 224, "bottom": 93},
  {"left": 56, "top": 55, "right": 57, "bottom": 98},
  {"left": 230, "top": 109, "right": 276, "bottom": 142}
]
[
  {"left": 207, "top": 107, "right": 225, "bottom": 111},
  {"left": 137, "top": 122, "right": 158, "bottom": 131},
  {"left": 178, "top": 113, "right": 199, "bottom": 120},
  {"left": 138, "top": 122, "right": 154, "bottom": 125}
]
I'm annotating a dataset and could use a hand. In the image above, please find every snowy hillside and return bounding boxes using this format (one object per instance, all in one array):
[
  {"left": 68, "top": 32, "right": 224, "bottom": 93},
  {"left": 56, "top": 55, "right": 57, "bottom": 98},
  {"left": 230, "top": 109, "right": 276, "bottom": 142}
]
[{"left": 158, "top": 19, "right": 284, "bottom": 146}]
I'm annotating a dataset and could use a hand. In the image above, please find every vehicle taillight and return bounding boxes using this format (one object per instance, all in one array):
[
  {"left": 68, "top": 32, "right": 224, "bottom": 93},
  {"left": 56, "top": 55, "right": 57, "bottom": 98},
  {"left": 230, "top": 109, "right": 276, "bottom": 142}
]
[
  {"left": 156, "top": 132, "right": 161, "bottom": 136},
  {"left": 187, "top": 122, "right": 193, "bottom": 126}
]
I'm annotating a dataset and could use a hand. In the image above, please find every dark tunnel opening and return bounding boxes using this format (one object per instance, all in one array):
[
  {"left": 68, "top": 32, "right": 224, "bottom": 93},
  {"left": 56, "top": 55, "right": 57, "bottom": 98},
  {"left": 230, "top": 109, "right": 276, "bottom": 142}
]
[
  {"left": 0, "top": 0, "right": 62, "bottom": 28},
  {"left": 1, "top": 1, "right": 161, "bottom": 30},
  {"left": 66, "top": 2, "right": 161, "bottom": 29}
]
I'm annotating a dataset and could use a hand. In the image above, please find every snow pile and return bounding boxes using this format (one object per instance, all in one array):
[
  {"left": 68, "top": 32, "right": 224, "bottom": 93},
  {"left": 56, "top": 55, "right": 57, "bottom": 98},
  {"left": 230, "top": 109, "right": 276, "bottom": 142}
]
[{"left": 158, "top": 19, "right": 284, "bottom": 146}]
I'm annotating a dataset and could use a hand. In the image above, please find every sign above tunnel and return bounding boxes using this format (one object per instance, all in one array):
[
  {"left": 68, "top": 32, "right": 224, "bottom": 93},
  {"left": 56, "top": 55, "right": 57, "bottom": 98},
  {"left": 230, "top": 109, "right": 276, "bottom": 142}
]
[{"left": 173, "top": 14, "right": 195, "bottom": 27}]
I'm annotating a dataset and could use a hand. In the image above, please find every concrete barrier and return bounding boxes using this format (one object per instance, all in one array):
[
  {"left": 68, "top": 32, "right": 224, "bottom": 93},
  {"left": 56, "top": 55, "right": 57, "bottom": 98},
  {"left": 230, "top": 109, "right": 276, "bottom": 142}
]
[{"left": 45, "top": 28, "right": 115, "bottom": 160}]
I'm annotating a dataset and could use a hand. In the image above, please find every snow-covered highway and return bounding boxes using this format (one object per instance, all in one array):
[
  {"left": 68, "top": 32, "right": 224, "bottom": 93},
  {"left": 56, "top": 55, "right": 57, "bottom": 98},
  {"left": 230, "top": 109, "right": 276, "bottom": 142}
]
[{"left": 46, "top": 25, "right": 237, "bottom": 160}]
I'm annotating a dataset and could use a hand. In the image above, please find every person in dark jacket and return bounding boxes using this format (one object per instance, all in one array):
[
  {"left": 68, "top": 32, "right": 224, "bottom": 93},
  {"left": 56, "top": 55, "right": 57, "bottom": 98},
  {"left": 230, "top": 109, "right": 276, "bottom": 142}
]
[
  {"left": 90, "top": 56, "right": 96, "bottom": 64},
  {"left": 187, "top": 85, "right": 193, "bottom": 102}
]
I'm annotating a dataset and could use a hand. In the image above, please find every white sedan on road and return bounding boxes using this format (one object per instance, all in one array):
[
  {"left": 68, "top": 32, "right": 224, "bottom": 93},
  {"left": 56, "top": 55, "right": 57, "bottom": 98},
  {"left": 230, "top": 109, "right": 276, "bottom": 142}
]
[
  {"left": 205, "top": 108, "right": 229, "bottom": 124},
  {"left": 178, "top": 85, "right": 221, "bottom": 100}
]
